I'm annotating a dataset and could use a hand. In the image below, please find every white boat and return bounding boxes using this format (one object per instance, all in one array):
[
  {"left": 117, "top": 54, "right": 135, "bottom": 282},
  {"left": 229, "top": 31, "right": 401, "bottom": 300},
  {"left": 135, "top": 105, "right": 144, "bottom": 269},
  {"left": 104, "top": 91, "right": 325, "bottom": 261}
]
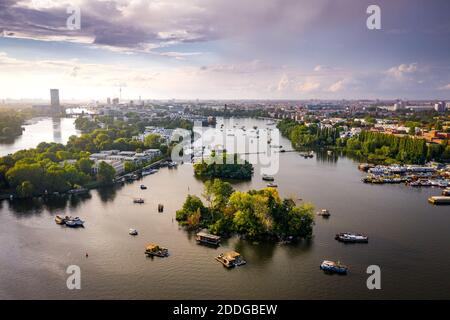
[
  {"left": 65, "top": 217, "right": 84, "bottom": 227},
  {"left": 129, "top": 228, "right": 138, "bottom": 236}
]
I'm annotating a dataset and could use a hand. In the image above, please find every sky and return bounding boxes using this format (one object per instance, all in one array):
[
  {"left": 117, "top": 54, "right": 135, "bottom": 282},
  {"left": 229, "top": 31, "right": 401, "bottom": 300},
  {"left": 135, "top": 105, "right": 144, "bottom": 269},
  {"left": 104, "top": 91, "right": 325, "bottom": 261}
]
[{"left": 0, "top": 0, "right": 449, "bottom": 101}]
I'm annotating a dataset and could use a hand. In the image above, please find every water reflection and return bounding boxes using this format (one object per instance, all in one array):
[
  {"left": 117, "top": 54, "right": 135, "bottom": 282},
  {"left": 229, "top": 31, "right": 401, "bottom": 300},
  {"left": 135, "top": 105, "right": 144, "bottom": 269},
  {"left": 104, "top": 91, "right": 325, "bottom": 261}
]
[
  {"left": 6, "top": 193, "right": 91, "bottom": 217},
  {"left": 315, "top": 149, "right": 339, "bottom": 164},
  {"left": 96, "top": 185, "right": 118, "bottom": 203},
  {"left": 52, "top": 117, "right": 62, "bottom": 142}
]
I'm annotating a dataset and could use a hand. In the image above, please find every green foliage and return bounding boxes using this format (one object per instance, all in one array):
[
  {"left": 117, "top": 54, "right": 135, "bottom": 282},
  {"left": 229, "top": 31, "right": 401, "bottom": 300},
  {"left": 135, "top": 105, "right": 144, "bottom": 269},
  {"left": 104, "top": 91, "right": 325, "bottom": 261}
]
[
  {"left": 277, "top": 119, "right": 339, "bottom": 149},
  {"left": 177, "top": 180, "right": 315, "bottom": 240},
  {"left": 0, "top": 110, "right": 24, "bottom": 141},
  {"left": 193, "top": 153, "right": 253, "bottom": 180},
  {"left": 342, "top": 131, "right": 448, "bottom": 164},
  {"left": 96, "top": 162, "right": 116, "bottom": 185},
  {"left": 144, "top": 133, "right": 162, "bottom": 148}
]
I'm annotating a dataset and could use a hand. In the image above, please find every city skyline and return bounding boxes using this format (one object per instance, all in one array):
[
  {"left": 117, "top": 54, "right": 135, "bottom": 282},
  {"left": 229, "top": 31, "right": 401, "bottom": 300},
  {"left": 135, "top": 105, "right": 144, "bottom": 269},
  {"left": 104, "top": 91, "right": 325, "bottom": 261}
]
[{"left": 1, "top": 0, "right": 450, "bottom": 101}]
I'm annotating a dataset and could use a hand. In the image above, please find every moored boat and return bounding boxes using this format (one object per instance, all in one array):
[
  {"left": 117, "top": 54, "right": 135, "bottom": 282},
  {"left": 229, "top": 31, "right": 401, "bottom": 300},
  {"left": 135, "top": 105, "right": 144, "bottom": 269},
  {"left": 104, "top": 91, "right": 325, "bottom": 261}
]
[
  {"left": 335, "top": 232, "right": 368, "bottom": 243},
  {"left": 215, "top": 251, "right": 246, "bottom": 268},
  {"left": 262, "top": 174, "right": 275, "bottom": 181},
  {"left": 133, "top": 198, "right": 145, "bottom": 204},
  {"left": 65, "top": 217, "right": 84, "bottom": 228},
  {"left": 140, "top": 185, "right": 147, "bottom": 190},
  {"left": 145, "top": 243, "right": 169, "bottom": 257},
  {"left": 428, "top": 196, "right": 450, "bottom": 205},
  {"left": 55, "top": 215, "right": 67, "bottom": 225},
  {"left": 196, "top": 232, "right": 221, "bottom": 246},
  {"left": 320, "top": 260, "right": 348, "bottom": 274},
  {"left": 267, "top": 183, "right": 278, "bottom": 188},
  {"left": 317, "top": 209, "right": 330, "bottom": 217}
]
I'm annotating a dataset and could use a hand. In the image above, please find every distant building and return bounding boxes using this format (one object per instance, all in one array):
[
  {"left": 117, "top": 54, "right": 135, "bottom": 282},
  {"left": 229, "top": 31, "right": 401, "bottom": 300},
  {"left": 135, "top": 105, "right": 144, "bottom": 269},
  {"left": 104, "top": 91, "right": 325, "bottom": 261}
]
[
  {"left": 50, "top": 89, "right": 60, "bottom": 108},
  {"left": 393, "top": 101, "right": 405, "bottom": 111},
  {"left": 434, "top": 101, "right": 446, "bottom": 113}
]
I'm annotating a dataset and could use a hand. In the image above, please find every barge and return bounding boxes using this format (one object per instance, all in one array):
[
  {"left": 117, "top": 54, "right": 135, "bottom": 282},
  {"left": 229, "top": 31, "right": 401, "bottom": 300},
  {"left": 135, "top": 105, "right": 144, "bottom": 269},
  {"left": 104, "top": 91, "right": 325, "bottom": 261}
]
[
  {"left": 196, "top": 232, "right": 221, "bottom": 246},
  {"left": 428, "top": 196, "right": 450, "bottom": 205},
  {"left": 215, "top": 251, "right": 246, "bottom": 268},
  {"left": 335, "top": 232, "right": 368, "bottom": 243},
  {"left": 145, "top": 243, "right": 169, "bottom": 257}
]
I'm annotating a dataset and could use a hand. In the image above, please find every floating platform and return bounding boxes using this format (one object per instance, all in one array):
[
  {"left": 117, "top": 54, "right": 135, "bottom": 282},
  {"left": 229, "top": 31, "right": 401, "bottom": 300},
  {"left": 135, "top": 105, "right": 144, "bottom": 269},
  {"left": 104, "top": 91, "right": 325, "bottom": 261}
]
[{"left": 428, "top": 196, "right": 450, "bottom": 205}]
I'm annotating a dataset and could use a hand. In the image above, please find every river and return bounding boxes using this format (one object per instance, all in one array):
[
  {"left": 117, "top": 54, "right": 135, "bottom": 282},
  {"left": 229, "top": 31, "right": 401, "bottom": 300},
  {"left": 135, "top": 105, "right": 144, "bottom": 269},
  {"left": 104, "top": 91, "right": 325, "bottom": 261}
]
[
  {"left": 0, "top": 118, "right": 449, "bottom": 299},
  {"left": 0, "top": 117, "right": 80, "bottom": 156}
]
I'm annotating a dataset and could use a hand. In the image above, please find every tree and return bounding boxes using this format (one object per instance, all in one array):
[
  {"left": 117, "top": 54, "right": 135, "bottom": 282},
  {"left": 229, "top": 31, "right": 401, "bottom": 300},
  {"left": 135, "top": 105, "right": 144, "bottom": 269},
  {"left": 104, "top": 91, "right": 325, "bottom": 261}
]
[
  {"left": 17, "top": 181, "right": 35, "bottom": 198},
  {"left": 76, "top": 158, "right": 93, "bottom": 175},
  {"left": 97, "top": 161, "right": 116, "bottom": 185},
  {"left": 144, "top": 134, "right": 162, "bottom": 148},
  {"left": 176, "top": 195, "right": 207, "bottom": 222}
]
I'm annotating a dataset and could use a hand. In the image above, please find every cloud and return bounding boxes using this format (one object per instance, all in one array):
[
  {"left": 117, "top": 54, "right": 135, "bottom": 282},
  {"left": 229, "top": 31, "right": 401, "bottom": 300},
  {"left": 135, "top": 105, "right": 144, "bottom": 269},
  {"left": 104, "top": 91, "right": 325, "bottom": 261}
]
[
  {"left": 386, "top": 63, "right": 418, "bottom": 80},
  {"left": 297, "top": 80, "right": 320, "bottom": 92},
  {"left": 438, "top": 83, "right": 450, "bottom": 90},
  {"left": 328, "top": 80, "right": 344, "bottom": 92}
]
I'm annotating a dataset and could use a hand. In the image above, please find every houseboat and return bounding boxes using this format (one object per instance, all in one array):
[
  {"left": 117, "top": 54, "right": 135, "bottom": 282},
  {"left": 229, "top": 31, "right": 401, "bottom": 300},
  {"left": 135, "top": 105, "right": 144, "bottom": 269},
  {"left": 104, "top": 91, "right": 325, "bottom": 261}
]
[
  {"left": 133, "top": 198, "right": 145, "bottom": 204},
  {"left": 215, "top": 251, "right": 246, "bottom": 268},
  {"left": 196, "top": 232, "right": 221, "bottom": 246},
  {"left": 335, "top": 232, "right": 369, "bottom": 243},
  {"left": 145, "top": 243, "right": 169, "bottom": 257},
  {"left": 320, "top": 260, "right": 348, "bottom": 274},
  {"left": 262, "top": 174, "right": 275, "bottom": 181}
]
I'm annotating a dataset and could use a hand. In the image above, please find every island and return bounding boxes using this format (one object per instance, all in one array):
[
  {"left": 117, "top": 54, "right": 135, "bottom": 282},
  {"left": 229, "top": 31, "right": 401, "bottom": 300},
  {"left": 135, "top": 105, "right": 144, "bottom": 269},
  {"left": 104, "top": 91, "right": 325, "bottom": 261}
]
[
  {"left": 193, "top": 152, "right": 254, "bottom": 180},
  {"left": 176, "top": 179, "right": 315, "bottom": 241}
]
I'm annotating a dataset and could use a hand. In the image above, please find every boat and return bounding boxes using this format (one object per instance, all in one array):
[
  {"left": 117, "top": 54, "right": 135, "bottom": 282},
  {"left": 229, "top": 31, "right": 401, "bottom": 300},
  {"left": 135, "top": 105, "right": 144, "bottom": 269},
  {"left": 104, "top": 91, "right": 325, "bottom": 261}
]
[
  {"left": 145, "top": 243, "right": 169, "bottom": 257},
  {"left": 140, "top": 185, "right": 147, "bottom": 190},
  {"left": 320, "top": 260, "right": 348, "bottom": 274},
  {"left": 142, "top": 169, "right": 158, "bottom": 176},
  {"left": 65, "top": 217, "right": 84, "bottom": 228},
  {"left": 129, "top": 228, "right": 138, "bottom": 236},
  {"left": 67, "top": 188, "right": 89, "bottom": 195},
  {"left": 335, "top": 232, "right": 368, "bottom": 243},
  {"left": 158, "top": 204, "right": 164, "bottom": 212},
  {"left": 168, "top": 161, "right": 178, "bottom": 168},
  {"left": 133, "top": 198, "right": 145, "bottom": 204},
  {"left": 215, "top": 251, "right": 246, "bottom": 268},
  {"left": 442, "top": 189, "right": 450, "bottom": 196},
  {"left": 317, "top": 209, "right": 330, "bottom": 218},
  {"left": 55, "top": 215, "right": 67, "bottom": 225},
  {"left": 267, "top": 183, "right": 278, "bottom": 188},
  {"left": 262, "top": 174, "right": 275, "bottom": 181},
  {"left": 428, "top": 196, "right": 450, "bottom": 205},
  {"left": 196, "top": 232, "right": 221, "bottom": 246}
]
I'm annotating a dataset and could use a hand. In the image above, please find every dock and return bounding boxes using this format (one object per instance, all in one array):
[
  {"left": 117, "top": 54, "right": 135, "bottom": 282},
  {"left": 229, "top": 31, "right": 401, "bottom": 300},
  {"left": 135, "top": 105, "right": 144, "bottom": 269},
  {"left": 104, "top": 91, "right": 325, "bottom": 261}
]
[{"left": 428, "top": 196, "right": 450, "bottom": 205}]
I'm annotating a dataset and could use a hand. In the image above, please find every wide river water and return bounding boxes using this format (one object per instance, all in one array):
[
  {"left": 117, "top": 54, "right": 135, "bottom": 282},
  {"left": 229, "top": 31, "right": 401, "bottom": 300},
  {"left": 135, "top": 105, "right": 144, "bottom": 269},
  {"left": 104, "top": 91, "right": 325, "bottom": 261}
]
[
  {"left": 0, "top": 118, "right": 449, "bottom": 299},
  {"left": 0, "top": 117, "right": 80, "bottom": 156}
]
